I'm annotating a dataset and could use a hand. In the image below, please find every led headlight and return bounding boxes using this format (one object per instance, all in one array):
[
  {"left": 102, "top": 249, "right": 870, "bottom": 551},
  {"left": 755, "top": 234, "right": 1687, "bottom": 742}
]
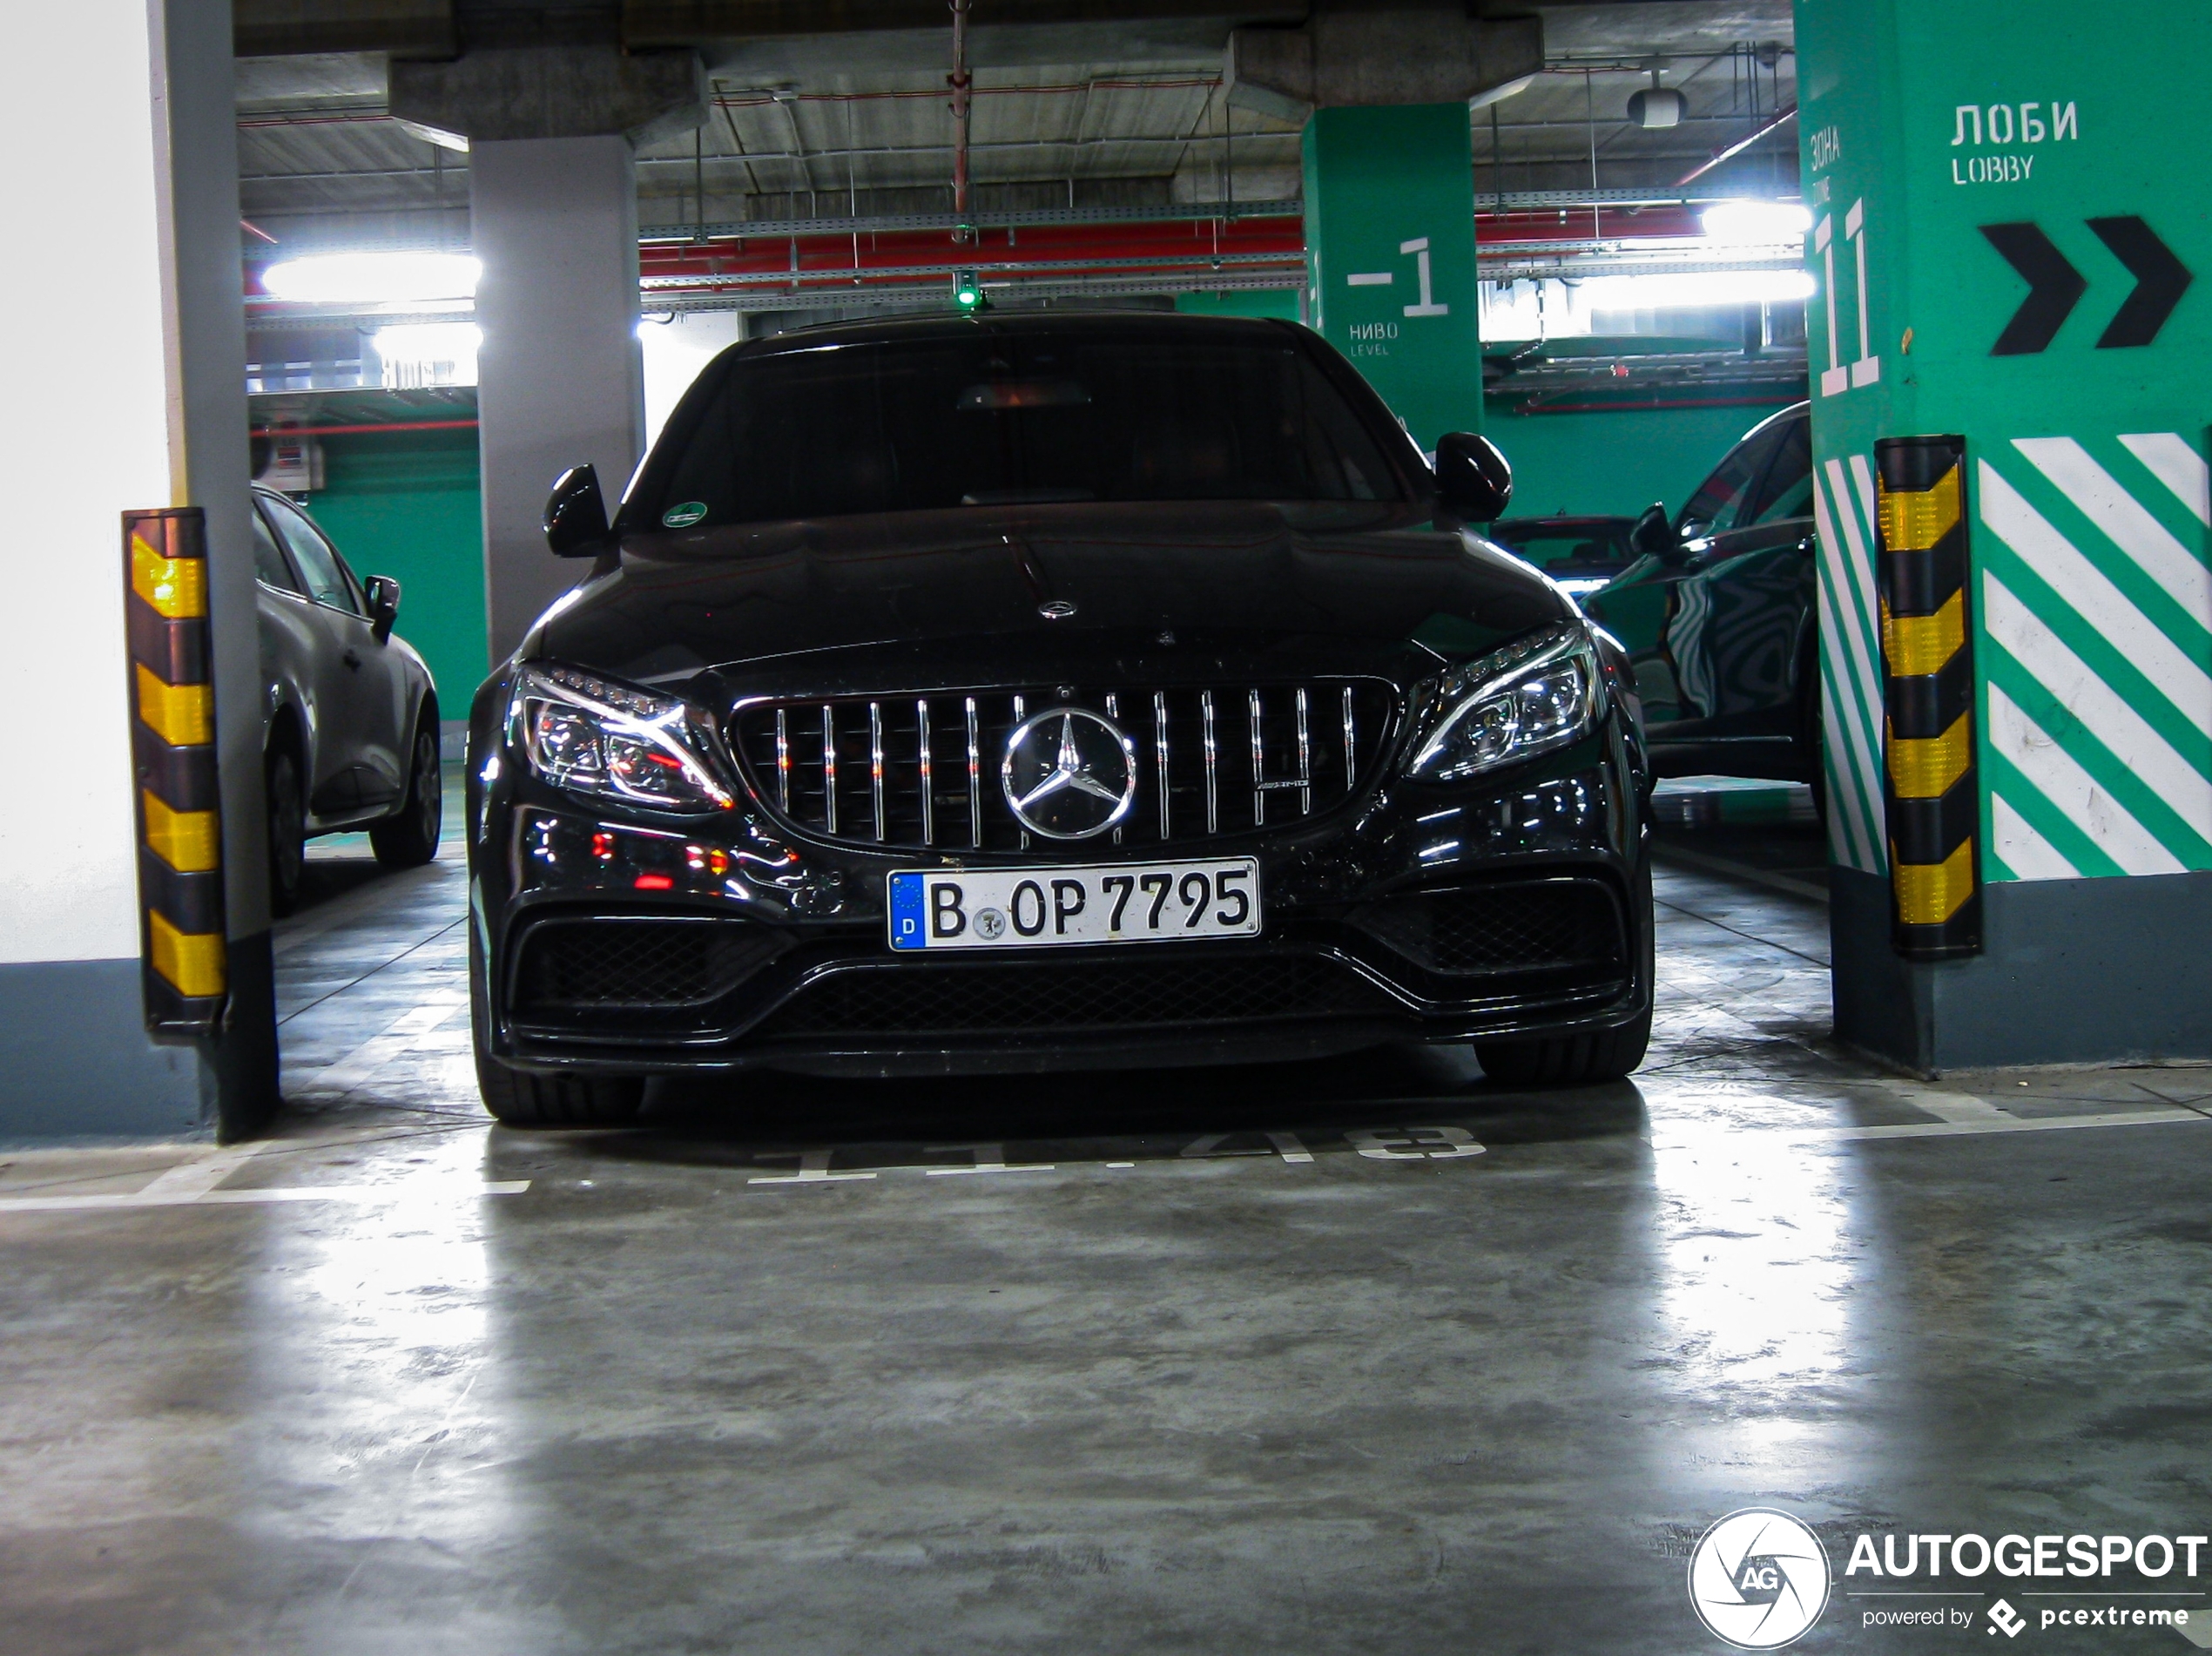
[
  {"left": 510, "top": 664, "right": 736, "bottom": 812},
  {"left": 1406, "top": 625, "right": 1604, "bottom": 782}
]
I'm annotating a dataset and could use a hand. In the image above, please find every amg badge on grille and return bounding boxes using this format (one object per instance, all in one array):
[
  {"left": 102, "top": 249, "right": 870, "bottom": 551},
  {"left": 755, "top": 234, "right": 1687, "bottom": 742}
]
[{"left": 1001, "top": 708, "right": 1137, "bottom": 840}]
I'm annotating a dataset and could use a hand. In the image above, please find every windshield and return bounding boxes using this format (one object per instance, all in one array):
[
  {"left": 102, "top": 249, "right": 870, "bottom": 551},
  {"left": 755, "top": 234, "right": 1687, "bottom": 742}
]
[
  {"left": 1494, "top": 528, "right": 1630, "bottom": 569},
  {"left": 1676, "top": 416, "right": 1788, "bottom": 537},
  {"left": 640, "top": 331, "right": 1406, "bottom": 529}
]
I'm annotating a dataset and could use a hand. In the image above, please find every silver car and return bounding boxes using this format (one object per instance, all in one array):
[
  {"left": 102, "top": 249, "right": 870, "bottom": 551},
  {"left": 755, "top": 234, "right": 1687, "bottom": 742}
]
[{"left": 250, "top": 485, "right": 442, "bottom": 913}]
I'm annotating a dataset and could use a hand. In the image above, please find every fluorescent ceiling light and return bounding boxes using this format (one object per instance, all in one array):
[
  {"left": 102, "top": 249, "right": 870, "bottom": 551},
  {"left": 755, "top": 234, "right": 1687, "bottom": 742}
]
[
  {"left": 262, "top": 253, "right": 481, "bottom": 303},
  {"left": 1700, "top": 200, "right": 1814, "bottom": 245},
  {"left": 1579, "top": 269, "right": 1815, "bottom": 310}
]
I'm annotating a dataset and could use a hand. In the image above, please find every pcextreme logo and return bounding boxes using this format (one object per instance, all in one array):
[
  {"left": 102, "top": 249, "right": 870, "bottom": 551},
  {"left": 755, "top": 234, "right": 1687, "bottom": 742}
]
[{"left": 1688, "top": 1509, "right": 1832, "bottom": 1649}]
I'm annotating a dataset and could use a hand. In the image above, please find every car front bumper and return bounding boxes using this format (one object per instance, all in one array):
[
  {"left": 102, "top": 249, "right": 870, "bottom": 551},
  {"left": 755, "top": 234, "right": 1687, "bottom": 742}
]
[{"left": 467, "top": 682, "right": 1653, "bottom": 1079}]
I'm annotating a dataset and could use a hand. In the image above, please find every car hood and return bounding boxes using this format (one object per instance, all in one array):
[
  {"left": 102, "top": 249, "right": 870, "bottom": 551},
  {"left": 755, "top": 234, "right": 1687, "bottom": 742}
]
[{"left": 527, "top": 499, "right": 1574, "bottom": 698}]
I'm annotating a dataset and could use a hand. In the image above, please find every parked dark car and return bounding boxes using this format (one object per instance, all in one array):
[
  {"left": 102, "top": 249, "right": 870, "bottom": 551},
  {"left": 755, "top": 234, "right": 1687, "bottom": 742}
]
[
  {"left": 251, "top": 485, "right": 442, "bottom": 913},
  {"left": 1580, "top": 402, "right": 1817, "bottom": 788},
  {"left": 465, "top": 314, "right": 1656, "bottom": 1126},
  {"left": 1488, "top": 515, "right": 1640, "bottom": 597}
]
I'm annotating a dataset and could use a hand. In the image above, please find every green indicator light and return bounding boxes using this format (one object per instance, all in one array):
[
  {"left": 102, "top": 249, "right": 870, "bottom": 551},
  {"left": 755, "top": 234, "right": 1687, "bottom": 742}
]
[{"left": 953, "top": 269, "right": 983, "bottom": 311}]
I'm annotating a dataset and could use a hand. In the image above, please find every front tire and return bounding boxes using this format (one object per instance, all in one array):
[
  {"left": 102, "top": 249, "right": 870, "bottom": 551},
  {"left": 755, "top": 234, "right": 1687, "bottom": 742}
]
[
  {"left": 266, "top": 747, "right": 306, "bottom": 918},
  {"left": 1475, "top": 1008, "right": 1652, "bottom": 1086},
  {"left": 1797, "top": 637, "right": 1828, "bottom": 822},
  {"left": 371, "top": 720, "right": 442, "bottom": 869}
]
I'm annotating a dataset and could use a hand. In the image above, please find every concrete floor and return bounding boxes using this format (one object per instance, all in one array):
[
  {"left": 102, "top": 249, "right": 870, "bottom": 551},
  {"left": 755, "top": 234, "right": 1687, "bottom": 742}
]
[{"left": 3, "top": 776, "right": 2209, "bottom": 1653}]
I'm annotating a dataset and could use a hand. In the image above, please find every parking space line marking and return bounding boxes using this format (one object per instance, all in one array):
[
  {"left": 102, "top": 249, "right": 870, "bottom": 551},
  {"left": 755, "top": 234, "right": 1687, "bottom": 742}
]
[
  {"left": 0, "top": 1181, "right": 530, "bottom": 1215},
  {"left": 1824, "top": 1107, "right": 2208, "bottom": 1141},
  {"left": 747, "top": 1150, "right": 876, "bottom": 1184},
  {"left": 133, "top": 1139, "right": 276, "bottom": 1198},
  {"left": 924, "top": 1142, "right": 1056, "bottom": 1175},
  {"left": 292, "top": 995, "right": 469, "bottom": 1095}
]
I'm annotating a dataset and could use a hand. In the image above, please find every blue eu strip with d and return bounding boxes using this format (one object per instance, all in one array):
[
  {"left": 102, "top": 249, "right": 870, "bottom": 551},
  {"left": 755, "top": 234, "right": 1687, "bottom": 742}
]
[{"left": 888, "top": 873, "right": 926, "bottom": 950}]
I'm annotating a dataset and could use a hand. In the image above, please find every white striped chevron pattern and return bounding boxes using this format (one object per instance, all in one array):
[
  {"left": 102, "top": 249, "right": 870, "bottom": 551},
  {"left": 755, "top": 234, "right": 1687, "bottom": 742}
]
[
  {"left": 1977, "top": 433, "right": 2212, "bottom": 881},
  {"left": 1812, "top": 454, "right": 1892, "bottom": 875},
  {"left": 1811, "top": 432, "right": 2212, "bottom": 882}
]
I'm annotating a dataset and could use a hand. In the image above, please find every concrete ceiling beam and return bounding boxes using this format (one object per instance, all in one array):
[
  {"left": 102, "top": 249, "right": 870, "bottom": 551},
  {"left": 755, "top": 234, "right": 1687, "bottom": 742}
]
[
  {"left": 623, "top": 1, "right": 1298, "bottom": 43},
  {"left": 1225, "top": 4, "right": 1543, "bottom": 121},
  {"left": 390, "top": 45, "right": 707, "bottom": 144},
  {"left": 234, "top": 0, "right": 455, "bottom": 58}
]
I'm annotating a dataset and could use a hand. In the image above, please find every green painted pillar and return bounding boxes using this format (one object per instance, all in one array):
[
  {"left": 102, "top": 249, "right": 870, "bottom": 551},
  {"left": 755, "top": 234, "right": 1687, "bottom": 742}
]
[
  {"left": 1799, "top": 0, "right": 2212, "bottom": 1067},
  {"left": 1302, "top": 104, "right": 1483, "bottom": 449}
]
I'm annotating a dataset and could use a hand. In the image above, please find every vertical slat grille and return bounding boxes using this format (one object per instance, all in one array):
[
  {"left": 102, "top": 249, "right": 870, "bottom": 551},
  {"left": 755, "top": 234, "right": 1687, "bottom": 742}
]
[
  {"left": 916, "top": 699, "right": 934, "bottom": 847},
  {"left": 964, "top": 695, "right": 981, "bottom": 849},
  {"left": 732, "top": 680, "right": 1393, "bottom": 852},
  {"left": 868, "top": 700, "right": 886, "bottom": 842},
  {"left": 1153, "top": 691, "right": 1170, "bottom": 841}
]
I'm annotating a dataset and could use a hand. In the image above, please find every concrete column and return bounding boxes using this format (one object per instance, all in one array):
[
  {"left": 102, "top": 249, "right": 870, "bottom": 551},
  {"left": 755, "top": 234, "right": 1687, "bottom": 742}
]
[
  {"left": 389, "top": 42, "right": 703, "bottom": 665},
  {"left": 1301, "top": 104, "right": 1485, "bottom": 449},
  {"left": 642, "top": 309, "right": 746, "bottom": 449},
  {"left": 1799, "top": 0, "right": 2212, "bottom": 1067},
  {"left": 472, "top": 136, "right": 644, "bottom": 662},
  {"left": 1227, "top": 7, "right": 1537, "bottom": 450},
  {"left": 0, "top": 0, "right": 273, "bottom": 1137}
]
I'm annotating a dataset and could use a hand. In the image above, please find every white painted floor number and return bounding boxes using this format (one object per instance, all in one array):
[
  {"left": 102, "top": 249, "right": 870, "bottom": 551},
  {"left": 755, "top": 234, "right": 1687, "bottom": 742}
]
[
  {"left": 745, "top": 1127, "right": 1487, "bottom": 1186},
  {"left": 1346, "top": 1126, "right": 1487, "bottom": 1159}
]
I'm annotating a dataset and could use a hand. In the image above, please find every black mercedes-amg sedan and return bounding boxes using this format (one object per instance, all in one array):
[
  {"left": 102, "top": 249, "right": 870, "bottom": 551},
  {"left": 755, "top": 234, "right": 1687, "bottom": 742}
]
[{"left": 465, "top": 314, "right": 1655, "bottom": 1125}]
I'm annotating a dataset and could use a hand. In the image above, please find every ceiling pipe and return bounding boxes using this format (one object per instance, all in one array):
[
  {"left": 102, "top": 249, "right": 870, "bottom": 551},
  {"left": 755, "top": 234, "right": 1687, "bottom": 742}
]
[
  {"left": 948, "top": 0, "right": 973, "bottom": 240},
  {"left": 1676, "top": 104, "right": 1797, "bottom": 186}
]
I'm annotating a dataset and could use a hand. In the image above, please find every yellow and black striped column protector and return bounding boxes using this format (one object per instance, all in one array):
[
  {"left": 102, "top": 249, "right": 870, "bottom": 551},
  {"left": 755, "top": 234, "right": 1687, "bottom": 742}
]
[
  {"left": 1873, "top": 436, "right": 1980, "bottom": 960},
  {"left": 124, "top": 507, "right": 227, "bottom": 1032}
]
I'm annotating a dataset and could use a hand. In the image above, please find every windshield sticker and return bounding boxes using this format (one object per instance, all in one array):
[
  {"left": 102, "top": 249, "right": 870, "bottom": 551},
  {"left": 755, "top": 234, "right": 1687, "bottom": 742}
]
[{"left": 661, "top": 501, "right": 709, "bottom": 528}]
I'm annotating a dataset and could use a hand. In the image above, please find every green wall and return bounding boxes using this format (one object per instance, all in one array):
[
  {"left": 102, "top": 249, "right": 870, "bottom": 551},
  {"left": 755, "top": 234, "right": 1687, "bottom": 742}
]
[
  {"left": 1480, "top": 398, "right": 1801, "bottom": 520},
  {"left": 300, "top": 428, "right": 487, "bottom": 713}
]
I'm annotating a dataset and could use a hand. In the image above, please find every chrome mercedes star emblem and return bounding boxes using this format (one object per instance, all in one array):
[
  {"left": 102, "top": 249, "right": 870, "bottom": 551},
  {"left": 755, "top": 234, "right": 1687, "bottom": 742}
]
[{"left": 1001, "top": 707, "right": 1137, "bottom": 840}]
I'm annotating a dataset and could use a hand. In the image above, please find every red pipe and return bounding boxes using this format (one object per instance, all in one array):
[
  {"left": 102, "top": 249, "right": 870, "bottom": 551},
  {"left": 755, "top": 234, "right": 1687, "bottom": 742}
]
[
  {"left": 635, "top": 216, "right": 1305, "bottom": 287},
  {"left": 241, "top": 206, "right": 1764, "bottom": 303}
]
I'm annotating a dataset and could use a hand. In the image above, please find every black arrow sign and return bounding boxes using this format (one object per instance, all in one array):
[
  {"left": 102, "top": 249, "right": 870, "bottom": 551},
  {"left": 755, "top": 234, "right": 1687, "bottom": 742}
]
[
  {"left": 1980, "top": 217, "right": 2195, "bottom": 355},
  {"left": 1980, "top": 222, "right": 2086, "bottom": 355},
  {"left": 2086, "top": 215, "right": 2194, "bottom": 348}
]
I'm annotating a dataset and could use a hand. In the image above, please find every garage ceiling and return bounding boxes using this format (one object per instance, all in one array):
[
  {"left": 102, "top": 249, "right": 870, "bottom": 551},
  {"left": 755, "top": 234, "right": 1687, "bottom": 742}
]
[{"left": 236, "top": 1, "right": 1797, "bottom": 251}]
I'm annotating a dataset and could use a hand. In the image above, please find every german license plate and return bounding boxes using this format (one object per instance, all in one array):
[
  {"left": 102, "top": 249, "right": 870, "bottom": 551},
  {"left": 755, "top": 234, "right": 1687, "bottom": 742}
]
[{"left": 887, "top": 858, "right": 1260, "bottom": 951}]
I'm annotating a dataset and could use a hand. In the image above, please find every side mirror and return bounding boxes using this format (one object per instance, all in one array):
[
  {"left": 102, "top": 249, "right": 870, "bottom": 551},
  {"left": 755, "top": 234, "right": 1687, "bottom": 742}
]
[
  {"left": 1434, "top": 431, "right": 1513, "bottom": 522},
  {"left": 362, "top": 575, "right": 401, "bottom": 641},
  {"left": 544, "top": 464, "right": 612, "bottom": 558},
  {"left": 1629, "top": 503, "right": 1683, "bottom": 563}
]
